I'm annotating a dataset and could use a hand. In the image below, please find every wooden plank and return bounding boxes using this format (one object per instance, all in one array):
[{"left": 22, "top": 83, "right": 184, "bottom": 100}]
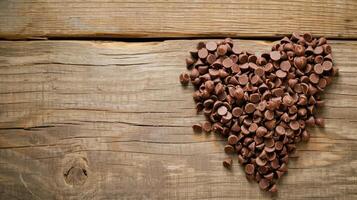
[
  {"left": 0, "top": 0, "right": 357, "bottom": 39},
  {"left": 0, "top": 39, "right": 356, "bottom": 200}
]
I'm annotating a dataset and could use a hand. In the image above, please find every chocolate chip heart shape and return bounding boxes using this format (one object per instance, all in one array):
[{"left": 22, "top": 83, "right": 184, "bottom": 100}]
[{"left": 179, "top": 33, "right": 338, "bottom": 193}]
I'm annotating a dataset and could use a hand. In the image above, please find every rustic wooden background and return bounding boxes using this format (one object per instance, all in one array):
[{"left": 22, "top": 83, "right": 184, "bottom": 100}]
[{"left": 0, "top": 1, "right": 357, "bottom": 200}]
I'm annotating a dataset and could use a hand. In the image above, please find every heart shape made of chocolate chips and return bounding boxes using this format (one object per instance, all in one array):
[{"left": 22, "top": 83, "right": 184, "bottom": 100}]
[{"left": 179, "top": 32, "right": 338, "bottom": 193}]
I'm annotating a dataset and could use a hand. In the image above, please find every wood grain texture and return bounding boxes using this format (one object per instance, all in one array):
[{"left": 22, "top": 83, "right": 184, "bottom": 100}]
[
  {"left": 0, "top": 39, "right": 357, "bottom": 200},
  {"left": 0, "top": 0, "right": 357, "bottom": 39}
]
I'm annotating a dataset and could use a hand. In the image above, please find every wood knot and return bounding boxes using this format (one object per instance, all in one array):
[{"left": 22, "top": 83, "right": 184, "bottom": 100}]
[
  {"left": 64, "top": 166, "right": 88, "bottom": 186},
  {"left": 62, "top": 155, "right": 89, "bottom": 186}
]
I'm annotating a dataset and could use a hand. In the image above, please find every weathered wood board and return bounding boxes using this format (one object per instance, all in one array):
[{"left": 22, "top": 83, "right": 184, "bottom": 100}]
[
  {"left": 0, "top": 39, "right": 356, "bottom": 199},
  {"left": 0, "top": 0, "right": 357, "bottom": 39}
]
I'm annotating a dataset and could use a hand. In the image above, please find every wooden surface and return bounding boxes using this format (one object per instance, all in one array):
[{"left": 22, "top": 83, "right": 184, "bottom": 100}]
[
  {"left": 1, "top": 0, "right": 357, "bottom": 39},
  {"left": 0, "top": 39, "right": 357, "bottom": 199}
]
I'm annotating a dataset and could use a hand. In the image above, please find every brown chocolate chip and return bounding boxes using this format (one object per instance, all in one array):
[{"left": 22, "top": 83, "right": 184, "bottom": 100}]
[
  {"left": 198, "top": 48, "right": 208, "bottom": 59},
  {"left": 215, "top": 83, "right": 224, "bottom": 95},
  {"left": 265, "top": 120, "right": 276, "bottom": 130},
  {"left": 192, "top": 123, "right": 202, "bottom": 133},
  {"left": 264, "top": 138, "right": 275, "bottom": 148},
  {"left": 206, "top": 41, "right": 217, "bottom": 52},
  {"left": 217, "top": 45, "right": 228, "bottom": 56},
  {"left": 254, "top": 67, "right": 265, "bottom": 77},
  {"left": 222, "top": 57, "right": 234, "bottom": 68},
  {"left": 179, "top": 72, "right": 190, "bottom": 85},
  {"left": 221, "top": 112, "right": 232, "bottom": 125},
  {"left": 322, "top": 61, "right": 333, "bottom": 71},
  {"left": 294, "top": 56, "right": 307, "bottom": 70},
  {"left": 258, "top": 178, "right": 270, "bottom": 190},
  {"left": 264, "top": 110, "right": 274, "bottom": 121},
  {"left": 318, "top": 78, "right": 327, "bottom": 89},
  {"left": 223, "top": 158, "right": 233, "bottom": 169},
  {"left": 231, "top": 122, "right": 241, "bottom": 132},
  {"left": 276, "top": 70, "right": 287, "bottom": 79},
  {"left": 303, "top": 33, "right": 313, "bottom": 42},
  {"left": 264, "top": 63, "right": 274, "bottom": 72},
  {"left": 249, "top": 123, "right": 258, "bottom": 133},
  {"left": 232, "top": 107, "right": 243, "bottom": 117},
  {"left": 314, "top": 46, "right": 323, "bottom": 55},
  {"left": 314, "top": 63, "right": 324, "bottom": 74},
  {"left": 289, "top": 120, "right": 300, "bottom": 130},
  {"left": 323, "top": 44, "right": 332, "bottom": 54},
  {"left": 217, "top": 106, "right": 228, "bottom": 116},
  {"left": 206, "top": 54, "right": 217, "bottom": 64},
  {"left": 228, "top": 135, "right": 239, "bottom": 145},
  {"left": 248, "top": 55, "right": 257, "bottom": 63},
  {"left": 295, "top": 45, "right": 305, "bottom": 56},
  {"left": 309, "top": 73, "right": 320, "bottom": 84},
  {"left": 232, "top": 46, "right": 242, "bottom": 54},
  {"left": 231, "top": 64, "right": 241, "bottom": 74},
  {"left": 275, "top": 125, "right": 286, "bottom": 136},
  {"left": 256, "top": 126, "right": 267, "bottom": 137},
  {"left": 275, "top": 141, "right": 284, "bottom": 151},
  {"left": 224, "top": 145, "right": 235, "bottom": 154},
  {"left": 250, "top": 93, "right": 261, "bottom": 103},
  {"left": 301, "top": 130, "right": 310, "bottom": 142},
  {"left": 245, "top": 164, "right": 255, "bottom": 175},
  {"left": 280, "top": 60, "right": 291, "bottom": 72},
  {"left": 256, "top": 156, "right": 267, "bottom": 167},
  {"left": 238, "top": 74, "right": 249, "bottom": 85},
  {"left": 239, "top": 54, "right": 248, "bottom": 64},
  {"left": 189, "top": 69, "right": 199, "bottom": 80},
  {"left": 245, "top": 103, "right": 256, "bottom": 114},
  {"left": 315, "top": 117, "right": 325, "bottom": 127},
  {"left": 270, "top": 51, "right": 281, "bottom": 61},
  {"left": 283, "top": 95, "right": 294, "bottom": 106},
  {"left": 186, "top": 57, "right": 195, "bottom": 69},
  {"left": 202, "top": 121, "right": 212, "bottom": 132},
  {"left": 204, "top": 80, "right": 215, "bottom": 93}
]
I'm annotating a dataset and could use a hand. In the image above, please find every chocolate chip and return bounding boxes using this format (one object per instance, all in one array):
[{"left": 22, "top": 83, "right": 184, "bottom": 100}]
[
  {"left": 217, "top": 45, "right": 228, "bottom": 56},
  {"left": 276, "top": 70, "right": 287, "bottom": 78},
  {"left": 238, "top": 74, "right": 249, "bottom": 85},
  {"left": 192, "top": 123, "right": 202, "bottom": 133},
  {"left": 224, "top": 145, "right": 235, "bottom": 154},
  {"left": 275, "top": 125, "right": 286, "bottom": 136},
  {"left": 249, "top": 123, "right": 258, "bottom": 133},
  {"left": 303, "top": 33, "right": 313, "bottom": 42},
  {"left": 223, "top": 158, "right": 233, "bottom": 169},
  {"left": 250, "top": 93, "right": 261, "bottom": 103},
  {"left": 295, "top": 45, "right": 305, "bottom": 56},
  {"left": 239, "top": 54, "right": 248, "bottom": 64},
  {"left": 206, "top": 41, "right": 217, "bottom": 52},
  {"left": 294, "top": 56, "right": 307, "bottom": 70},
  {"left": 222, "top": 57, "right": 234, "bottom": 68},
  {"left": 289, "top": 120, "right": 300, "bottom": 130},
  {"left": 280, "top": 60, "right": 291, "bottom": 72},
  {"left": 256, "top": 157, "right": 267, "bottom": 167},
  {"left": 322, "top": 61, "right": 333, "bottom": 71},
  {"left": 256, "top": 126, "right": 267, "bottom": 137},
  {"left": 270, "top": 51, "right": 281, "bottom": 61},
  {"left": 232, "top": 107, "right": 243, "bottom": 117},
  {"left": 179, "top": 72, "right": 190, "bottom": 85},
  {"left": 202, "top": 121, "right": 212, "bottom": 132},
  {"left": 198, "top": 48, "right": 208, "bottom": 59},
  {"left": 228, "top": 135, "right": 239, "bottom": 145},
  {"left": 315, "top": 117, "right": 325, "bottom": 127},
  {"left": 206, "top": 54, "right": 217, "bottom": 64},
  {"left": 245, "top": 103, "right": 256, "bottom": 114},
  {"left": 245, "top": 164, "right": 255, "bottom": 175},
  {"left": 313, "top": 63, "right": 324, "bottom": 75}
]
